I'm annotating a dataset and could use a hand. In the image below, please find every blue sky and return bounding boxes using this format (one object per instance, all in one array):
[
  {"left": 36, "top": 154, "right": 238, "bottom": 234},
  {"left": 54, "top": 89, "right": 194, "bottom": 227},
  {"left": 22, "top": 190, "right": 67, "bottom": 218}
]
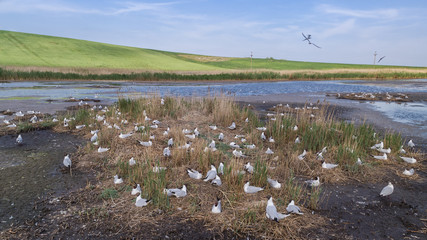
[{"left": 1, "top": 0, "right": 426, "bottom": 66}]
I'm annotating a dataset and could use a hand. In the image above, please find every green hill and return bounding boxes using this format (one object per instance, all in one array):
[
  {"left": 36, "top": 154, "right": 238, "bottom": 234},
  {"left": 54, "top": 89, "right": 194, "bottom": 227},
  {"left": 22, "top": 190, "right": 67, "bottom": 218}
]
[{"left": 0, "top": 30, "right": 425, "bottom": 72}]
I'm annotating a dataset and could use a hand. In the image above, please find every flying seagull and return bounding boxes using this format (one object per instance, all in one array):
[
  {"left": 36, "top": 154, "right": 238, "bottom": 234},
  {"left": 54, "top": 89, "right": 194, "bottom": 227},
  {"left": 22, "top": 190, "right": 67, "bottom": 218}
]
[{"left": 302, "top": 33, "right": 321, "bottom": 48}]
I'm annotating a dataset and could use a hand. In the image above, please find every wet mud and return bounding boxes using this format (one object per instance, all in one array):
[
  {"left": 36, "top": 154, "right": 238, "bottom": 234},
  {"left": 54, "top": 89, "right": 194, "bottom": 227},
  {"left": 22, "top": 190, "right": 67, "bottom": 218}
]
[{"left": 0, "top": 130, "right": 90, "bottom": 231}]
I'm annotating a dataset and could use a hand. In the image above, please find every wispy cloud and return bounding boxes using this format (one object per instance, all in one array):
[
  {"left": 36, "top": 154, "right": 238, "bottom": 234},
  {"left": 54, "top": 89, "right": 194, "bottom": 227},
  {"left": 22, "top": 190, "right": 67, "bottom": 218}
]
[
  {"left": 318, "top": 4, "right": 399, "bottom": 19},
  {"left": 0, "top": 0, "right": 176, "bottom": 15},
  {"left": 319, "top": 19, "right": 356, "bottom": 38}
]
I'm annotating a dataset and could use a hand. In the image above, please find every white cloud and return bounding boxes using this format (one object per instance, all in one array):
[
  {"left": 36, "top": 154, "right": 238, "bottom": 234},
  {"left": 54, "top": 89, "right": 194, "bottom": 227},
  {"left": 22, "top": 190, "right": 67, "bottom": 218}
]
[
  {"left": 319, "top": 19, "right": 356, "bottom": 38},
  {"left": 318, "top": 4, "right": 399, "bottom": 19}
]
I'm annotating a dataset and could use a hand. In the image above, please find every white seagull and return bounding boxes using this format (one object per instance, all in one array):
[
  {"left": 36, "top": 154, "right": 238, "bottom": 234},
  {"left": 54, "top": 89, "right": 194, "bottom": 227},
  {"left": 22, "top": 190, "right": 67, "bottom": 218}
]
[
  {"left": 403, "top": 169, "right": 414, "bottom": 176},
  {"left": 228, "top": 122, "right": 236, "bottom": 130},
  {"left": 16, "top": 134, "right": 23, "bottom": 145},
  {"left": 211, "top": 175, "right": 222, "bottom": 186},
  {"left": 209, "top": 125, "right": 218, "bottom": 130},
  {"left": 400, "top": 156, "right": 416, "bottom": 164},
  {"left": 119, "top": 132, "right": 133, "bottom": 139},
  {"left": 377, "top": 148, "right": 391, "bottom": 154},
  {"left": 98, "top": 147, "right": 109, "bottom": 153},
  {"left": 114, "top": 175, "right": 123, "bottom": 184},
  {"left": 204, "top": 165, "right": 217, "bottom": 182},
  {"left": 163, "top": 147, "right": 171, "bottom": 157},
  {"left": 322, "top": 161, "right": 338, "bottom": 169},
  {"left": 212, "top": 198, "right": 222, "bottom": 214},
  {"left": 244, "top": 182, "right": 264, "bottom": 194},
  {"left": 266, "top": 196, "right": 290, "bottom": 222},
  {"left": 265, "top": 148, "right": 274, "bottom": 155},
  {"left": 129, "top": 157, "right": 136, "bottom": 166},
  {"left": 168, "top": 138, "right": 174, "bottom": 147},
  {"left": 371, "top": 142, "right": 384, "bottom": 150},
  {"left": 244, "top": 162, "right": 254, "bottom": 174},
  {"left": 90, "top": 132, "right": 98, "bottom": 142},
  {"left": 135, "top": 195, "right": 150, "bottom": 207},
  {"left": 295, "top": 136, "right": 301, "bottom": 144},
  {"left": 245, "top": 144, "right": 256, "bottom": 149},
  {"left": 187, "top": 169, "right": 203, "bottom": 179},
  {"left": 379, "top": 182, "right": 394, "bottom": 197},
  {"left": 286, "top": 200, "right": 303, "bottom": 215},
  {"left": 218, "top": 133, "right": 224, "bottom": 141},
  {"left": 267, "top": 178, "right": 281, "bottom": 189},
  {"left": 138, "top": 140, "right": 152, "bottom": 147},
  {"left": 268, "top": 136, "right": 275, "bottom": 143},
  {"left": 232, "top": 149, "right": 245, "bottom": 158},
  {"left": 407, "top": 139, "right": 415, "bottom": 148},
  {"left": 372, "top": 153, "right": 387, "bottom": 160},
  {"left": 164, "top": 185, "right": 187, "bottom": 198},
  {"left": 131, "top": 184, "right": 141, "bottom": 195},
  {"left": 256, "top": 127, "right": 267, "bottom": 131},
  {"left": 63, "top": 154, "right": 71, "bottom": 167},
  {"left": 229, "top": 142, "right": 240, "bottom": 148},
  {"left": 298, "top": 150, "right": 307, "bottom": 160},
  {"left": 305, "top": 177, "right": 320, "bottom": 187},
  {"left": 218, "top": 162, "right": 224, "bottom": 175},
  {"left": 261, "top": 132, "right": 266, "bottom": 141}
]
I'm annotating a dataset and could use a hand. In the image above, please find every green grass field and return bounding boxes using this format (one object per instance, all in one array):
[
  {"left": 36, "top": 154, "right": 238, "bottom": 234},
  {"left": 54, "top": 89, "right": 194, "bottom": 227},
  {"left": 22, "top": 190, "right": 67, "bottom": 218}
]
[{"left": 2, "top": 30, "right": 425, "bottom": 72}]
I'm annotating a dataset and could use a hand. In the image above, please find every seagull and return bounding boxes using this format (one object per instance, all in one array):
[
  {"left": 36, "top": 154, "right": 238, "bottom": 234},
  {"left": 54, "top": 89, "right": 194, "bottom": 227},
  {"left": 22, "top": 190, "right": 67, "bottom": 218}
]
[
  {"left": 298, "top": 150, "right": 307, "bottom": 160},
  {"left": 400, "top": 156, "right": 416, "bottom": 164},
  {"left": 256, "top": 127, "right": 267, "bottom": 131},
  {"left": 7, "top": 123, "right": 17, "bottom": 128},
  {"left": 138, "top": 140, "right": 152, "bottom": 147},
  {"left": 378, "top": 56, "right": 386, "bottom": 63},
  {"left": 15, "top": 111, "right": 24, "bottom": 117},
  {"left": 114, "top": 175, "right": 123, "bottom": 184},
  {"left": 261, "top": 132, "right": 266, "bottom": 141},
  {"left": 212, "top": 198, "right": 222, "bottom": 214},
  {"left": 152, "top": 119, "right": 161, "bottom": 125},
  {"left": 267, "top": 178, "right": 281, "bottom": 189},
  {"left": 218, "top": 162, "right": 224, "bottom": 174},
  {"left": 153, "top": 166, "right": 167, "bottom": 172},
  {"left": 211, "top": 175, "right": 222, "bottom": 186},
  {"left": 322, "top": 161, "right": 338, "bottom": 169},
  {"left": 293, "top": 125, "right": 298, "bottom": 131},
  {"left": 167, "top": 138, "right": 173, "bottom": 147},
  {"left": 286, "top": 200, "right": 303, "bottom": 215},
  {"left": 266, "top": 196, "right": 290, "bottom": 222},
  {"left": 129, "top": 157, "right": 136, "bottom": 166},
  {"left": 379, "top": 182, "right": 393, "bottom": 197},
  {"left": 113, "top": 123, "right": 121, "bottom": 130},
  {"left": 161, "top": 98, "right": 165, "bottom": 105},
  {"left": 16, "top": 134, "right": 23, "bottom": 145},
  {"left": 164, "top": 185, "right": 187, "bottom": 198},
  {"left": 119, "top": 132, "right": 133, "bottom": 139},
  {"left": 163, "top": 147, "right": 171, "bottom": 157},
  {"left": 305, "top": 177, "right": 320, "bottom": 187},
  {"left": 194, "top": 128, "right": 200, "bottom": 137},
  {"left": 144, "top": 116, "right": 151, "bottom": 122},
  {"left": 245, "top": 118, "right": 249, "bottom": 123},
  {"left": 218, "top": 133, "right": 224, "bottom": 141},
  {"left": 268, "top": 136, "right": 275, "bottom": 143},
  {"left": 265, "top": 148, "right": 274, "bottom": 155},
  {"left": 371, "top": 142, "right": 384, "bottom": 150},
  {"left": 230, "top": 142, "right": 240, "bottom": 149},
  {"left": 90, "top": 132, "right": 98, "bottom": 142},
  {"left": 185, "top": 134, "right": 196, "bottom": 139},
  {"left": 228, "top": 122, "right": 236, "bottom": 130},
  {"left": 187, "top": 168, "right": 203, "bottom": 179},
  {"left": 403, "top": 169, "right": 414, "bottom": 176},
  {"left": 295, "top": 136, "right": 301, "bottom": 144},
  {"left": 131, "top": 184, "right": 141, "bottom": 195},
  {"left": 75, "top": 125, "right": 85, "bottom": 129},
  {"left": 209, "top": 125, "right": 218, "bottom": 130},
  {"left": 245, "top": 144, "right": 256, "bottom": 149},
  {"left": 377, "top": 148, "right": 391, "bottom": 154},
  {"left": 233, "top": 149, "right": 245, "bottom": 158},
  {"left": 63, "top": 154, "right": 71, "bottom": 167},
  {"left": 372, "top": 153, "right": 387, "bottom": 160},
  {"left": 407, "top": 139, "right": 415, "bottom": 148},
  {"left": 244, "top": 162, "right": 254, "bottom": 174},
  {"left": 356, "top": 158, "right": 363, "bottom": 165},
  {"left": 244, "top": 181, "right": 264, "bottom": 194},
  {"left": 399, "top": 145, "right": 406, "bottom": 154},
  {"left": 204, "top": 165, "right": 217, "bottom": 182},
  {"left": 302, "top": 33, "right": 321, "bottom": 48},
  {"left": 135, "top": 195, "right": 150, "bottom": 207},
  {"left": 98, "top": 147, "right": 109, "bottom": 153},
  {"left": 208, "top": 140, "right": 216, "bottom": 149}
]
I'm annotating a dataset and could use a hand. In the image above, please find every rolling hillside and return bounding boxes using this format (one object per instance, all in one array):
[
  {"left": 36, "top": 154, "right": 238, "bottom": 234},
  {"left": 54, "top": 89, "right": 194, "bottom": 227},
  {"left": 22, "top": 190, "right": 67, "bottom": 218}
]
[{"left": 0, "top": 30, "right": 425, "bottom": 72}]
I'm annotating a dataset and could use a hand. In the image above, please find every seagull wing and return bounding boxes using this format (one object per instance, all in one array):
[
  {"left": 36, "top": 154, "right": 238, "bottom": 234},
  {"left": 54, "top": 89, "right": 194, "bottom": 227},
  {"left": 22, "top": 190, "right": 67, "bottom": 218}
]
[
  {"left": 311, "top": 42, "right": 321, "bottom": 48},
  {"left": 380, "top": 186, "right": 393, "bottom": 196}
]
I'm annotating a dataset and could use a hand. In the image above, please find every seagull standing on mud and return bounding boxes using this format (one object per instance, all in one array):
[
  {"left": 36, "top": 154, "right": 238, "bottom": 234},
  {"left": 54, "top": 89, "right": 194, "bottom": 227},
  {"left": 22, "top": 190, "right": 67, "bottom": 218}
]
[
  {"left": 380, "top": 182, "right": 394, "bottom": 197},
  {"left": 16, "top": 134, "right": 23, "bottom": 145},
  {"left": 266, "top": 196, "right": 290, "bottom": 222}
]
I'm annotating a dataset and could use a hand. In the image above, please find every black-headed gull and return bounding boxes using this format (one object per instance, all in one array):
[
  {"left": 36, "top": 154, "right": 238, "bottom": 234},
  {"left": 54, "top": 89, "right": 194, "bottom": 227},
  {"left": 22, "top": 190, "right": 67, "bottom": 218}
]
[
  {"left": 403, "top": 169, "right": 414, "bottom": 176},
  {"left": 305, "top": 177, "right": 320, "bottom": 187},
  {"left": 244, "top": 182, "right": 264, "bottom": 193},
  {"left": 244, "top": 162, "right": 254, "bottom": 174},
  {"left": 400, "top": 156, "right": 416, "bottom": 164},
  {"left": 131, "top": 184, "right": 141, "bottom": 195},
  {"left": 266, "top": 196, "right": 289, "bottom": 222},
  {"left": 380, "top": 182, "right": 393, "bottom": 197},
  {"left": 322, "top": 161, "right": 338, "bottom": 169},
  {"left": 212, "top": 198, "right": 221, "bottom": 214},
  {"left": 204, "top": 165, "right": 217, "bottom": 182},
  {"left": 16, "top": 134, "right": 23, "bottom": 145},
  {"left": 135, "top": 195, "right": 150, "bottom": 207},
  {"left": 211, "top": 175, "right": 222, "bottom": 186},
  {"left": 187, "top": 169, "right": 203, "bottom": 179},
  {"left": 63, "top": 154, "right": 71, "bottom": 167},
  {"left": 407, "top": 139, "right": 415, "bottom": 148},
  {"left": 98, "top": 147, "right": 109, "bottom": 153},
  {"left": 164, "top": 185, "right": 187, "bottom": 198},
  {"left": 286, "top": 200, "right": 303, "bottom": 215},
  {"left": 267, "top": 178, "right": 281, "bottom": 189},
  {"left": 114, "top": 175, "right": 123, "bottom": 184}
]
